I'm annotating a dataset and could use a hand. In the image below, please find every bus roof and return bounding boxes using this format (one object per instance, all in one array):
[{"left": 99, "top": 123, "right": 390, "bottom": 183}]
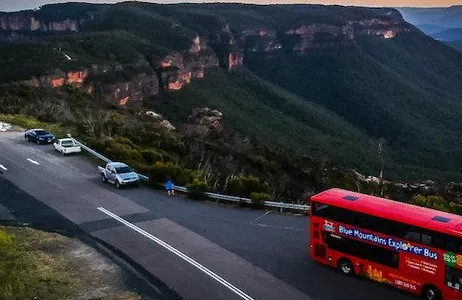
[{"left": 311, "top": 188, "right": 462, "bottom": 238}]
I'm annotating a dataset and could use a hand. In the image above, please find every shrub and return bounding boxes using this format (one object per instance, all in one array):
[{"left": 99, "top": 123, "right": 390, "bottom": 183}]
[
  {"left": 141, "top": 149, "right": 163, "bottom": 164},
  {"left": 128, "top": 161, "right": 152, "bottom": 177},
  {"left": 149, "top": 161, "right": 193, "bottom": 186},
  {"left": 103, "top": 140, "right": 144, "bottom": 163},
  {"left": 250, "top": 192, "right": 270, "bottom": 209},
  {"left": 186, "top": 179, "right": 209, "bottom": 200},
  {"left": 225, "top": 175, "right": 271, "bottom": 198},
  {"left": 409, "top": 194, "right": 462, "bottom": 214}
]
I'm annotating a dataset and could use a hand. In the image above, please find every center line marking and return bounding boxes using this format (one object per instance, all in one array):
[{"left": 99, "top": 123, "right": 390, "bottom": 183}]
[
  {"left": 0, "top": 164, "right": 7, "bottom": 171},
  {"left": 27, "top": 158, "right": 40, "bottom": 165},
  {"left": 97, "top": 207, "right": 255, "bottom": 300}
]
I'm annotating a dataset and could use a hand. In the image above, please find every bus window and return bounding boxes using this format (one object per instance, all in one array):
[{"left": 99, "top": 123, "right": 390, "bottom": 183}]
[
  {"left": 312, "top": 202, "right": 329, "bottom": 217},
  {"left": 323, "top": 232, "right": 399, "bottom": 269},
  {"left": 404, "top": 231, "right": 421, "bottom": 243},
  {"left": 421, "top": 233, "right": 432, "bottom": 246},
  {"left": 446, "top": 267, "right": 462, "bottom": 291}
]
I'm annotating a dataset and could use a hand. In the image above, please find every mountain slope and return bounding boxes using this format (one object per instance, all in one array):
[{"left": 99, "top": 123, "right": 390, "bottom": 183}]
[
  {"left": 398, "top": 6, "right": 462, "bottom": 29},
  {"left": 433, "top": 28, "right": 462, "bottom": 41},
  {"left": 447, "top": 40, "right": 462, "bottom": 52},
  {"left": 1, "top": 2, "right": 462, "bottom": 183}
]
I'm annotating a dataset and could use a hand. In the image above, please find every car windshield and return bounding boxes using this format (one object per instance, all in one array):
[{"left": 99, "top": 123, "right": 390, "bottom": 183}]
[
  {"left": 115, "top": 166, "right": 132, "bottom": 174},
  {"left": 61, "top": 140, "right": 74, "bottom": 147},
  {"left": 35, "top": 130, "right": 49, "bottom": 136}
]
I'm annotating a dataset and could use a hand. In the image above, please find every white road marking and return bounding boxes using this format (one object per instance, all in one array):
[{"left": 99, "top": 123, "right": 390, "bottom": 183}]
[
  {"left": 252, "top": 223, "right": 305, "bottom": 232},
  {"left": 252, "top": 211, "right": 271, "bottom": 223},
  {"left": 0, "top": 164, "right": 7, "bottom": 171},
  {"left": 27, "top": 158, "right": 40, "bottom": 165},
  {"left": 97, "top": 207, "right": 255, "bottom": 300}
]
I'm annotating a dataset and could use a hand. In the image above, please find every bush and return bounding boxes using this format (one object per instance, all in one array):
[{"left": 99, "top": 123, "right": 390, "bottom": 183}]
[
  {"left": 103, "top": 139, "right": 144, "bottom": 163},
  {"left": 250, "top": 192, "right": 271, "bottom": 209},
  {"left": 141, "top": 149, "right": 163, "bottom": 164},
  {"left": 225, "top": 175, "right": 271, "bottom": 198},
  {"left": 149, "top": 161, "right": 193, "bottom": 186},
  {"left": 409, "top": 194, "right": 462, "bottom": 214},
  {"left": 186, "top": 179, "right": 209, "bottom": 200}
]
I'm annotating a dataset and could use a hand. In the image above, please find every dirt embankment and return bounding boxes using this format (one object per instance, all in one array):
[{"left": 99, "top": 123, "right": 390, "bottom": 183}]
[{"left": 0, "top": 226, "right": 142, "bottom": 300}]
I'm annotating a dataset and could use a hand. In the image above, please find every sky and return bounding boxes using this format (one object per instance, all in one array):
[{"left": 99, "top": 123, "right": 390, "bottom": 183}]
[{"left": 0, "top": 0, "right": 460, "bottom": 12}]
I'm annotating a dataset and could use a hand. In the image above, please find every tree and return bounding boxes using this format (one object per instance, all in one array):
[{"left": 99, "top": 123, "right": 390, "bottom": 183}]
[{"left": 409, "top": 194, "right": 462, "bottom": 215}]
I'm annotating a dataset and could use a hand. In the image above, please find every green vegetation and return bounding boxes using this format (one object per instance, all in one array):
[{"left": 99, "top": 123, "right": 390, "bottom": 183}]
[
  {"left": 0, "top": 226, "right": 141, "bottom": 300},
  {"left": 0, "top": 114, "right": 70, "bottom": 138},
  {"left": 250, "top": 192, "right": 271, "bottom": 208},
  {"left": 186, "top": 179, "right": 209, "bottom": 200},
  {"left": 0, "top": 227, "right": 74, "bottom": 300},
  {"left": 224, "top": 175, "right": 271, "bottom": 198},
  {"left": 409, "top": 194, "right": 462, "bottom": 215},
  {"left": 3, "top": 2, "right": 462, "bottom": 206}
]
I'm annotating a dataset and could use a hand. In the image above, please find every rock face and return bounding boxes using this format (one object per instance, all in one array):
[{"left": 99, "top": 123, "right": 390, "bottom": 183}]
[
  {"left": 20, "top": 34, "right": 220, "bottom": 104},
  {"left": 92, "top": 73, "right": 159, "bottom": 106},
  {"left": 23, "top": 67, "right": 159, "bottom": 106},
  {"left": 237, "top": 17, "right": 411, "bottom": 54},
  {"left": 5, "top": 4, "right": 416, "bottom": 105},
  {"left": 285, "top": 24, "right": 356, "bottom": 52},
  {"left": 24, "top": 69, "right": 88, "bottom": 88},
  {"left": 0, "top": 12, "right": 81, "bottom": 32},
  {"left": 241, "top": 29, "right": 282, "bottom": 53},
  {"left": 157, "top": 37, "right": 219, "bottom": 92},
  {"left": 185, "top": 108, "right": 224, "bottom": 138},
  {"left": 143, "top": 110, "right": 176, "bottom": 131}
]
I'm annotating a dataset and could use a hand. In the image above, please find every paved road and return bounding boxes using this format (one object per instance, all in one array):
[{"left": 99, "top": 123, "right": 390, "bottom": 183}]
[{"left": 0, "top": 131, "right": 416, "bottom": 300}]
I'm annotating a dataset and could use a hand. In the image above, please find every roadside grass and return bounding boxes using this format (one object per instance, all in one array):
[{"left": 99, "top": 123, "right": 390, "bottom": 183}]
[
  {"left": 0, "top": 113, "right": 74, "bottom": 138},
  {"left": 0, "top": 226, "right": 141, "bottom": 300}
]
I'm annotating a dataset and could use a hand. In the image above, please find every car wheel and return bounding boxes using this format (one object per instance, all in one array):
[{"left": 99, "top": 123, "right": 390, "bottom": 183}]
[
  {"left": 36, "top": 139, "right": 40, "bottom": 145},
  {"left": 101, "top": 173, "right": 107, "bottom": 183},
  {"left": 61, "top": 150, "right": 65, "bottom": 156},
  {"left": 25, "top": 135, "right": 29, "bottom": 142},
  {"left": 338, "top": 258, "right": 354, "bottom": 275},
  {"left": 115, "top": 180, "right": 121, "bottom": 189}
]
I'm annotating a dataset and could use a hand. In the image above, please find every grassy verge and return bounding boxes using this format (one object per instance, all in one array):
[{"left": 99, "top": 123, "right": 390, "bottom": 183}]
[
  {"left": 0, "top": 226, "right": 141, "bottom": 300},
  {"left": 0, "top": 114, "right": 73, "bottom": 138}
]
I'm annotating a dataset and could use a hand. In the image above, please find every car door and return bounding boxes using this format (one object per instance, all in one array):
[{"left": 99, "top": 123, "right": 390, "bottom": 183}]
[
  {"left": 31, "top": 131, "right": 37, "bottom": 142},
  {"left": 108, "top": 165, "right": 116, "bottom": 183}
]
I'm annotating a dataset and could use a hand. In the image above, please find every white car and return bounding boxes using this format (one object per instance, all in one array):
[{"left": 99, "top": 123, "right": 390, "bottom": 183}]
[{"left": 53, "top": 138, "right": 81, "bottom": 155}]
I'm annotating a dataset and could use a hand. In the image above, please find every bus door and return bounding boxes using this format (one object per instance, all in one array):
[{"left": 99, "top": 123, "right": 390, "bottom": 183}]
[{"left": 311, "top": 218, "right": 331, "bottom": 264}]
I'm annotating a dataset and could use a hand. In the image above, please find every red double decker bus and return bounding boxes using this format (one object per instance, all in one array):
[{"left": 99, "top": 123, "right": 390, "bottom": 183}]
[{"left": 310, "top": 188, "right": 462, "bottom": 300}]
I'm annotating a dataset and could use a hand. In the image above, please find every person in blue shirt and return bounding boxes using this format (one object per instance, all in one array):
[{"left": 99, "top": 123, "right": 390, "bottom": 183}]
[{"left": 166, "top": 178, "right": 174, "bottom": 196}]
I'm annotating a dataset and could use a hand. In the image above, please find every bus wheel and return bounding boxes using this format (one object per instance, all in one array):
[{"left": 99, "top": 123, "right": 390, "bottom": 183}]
[
  {"left": 422, "top": 286, "right": 441, "bottom": 300},
  {"left": 338, "top": 258, "right": 354, "bottom": 275}
]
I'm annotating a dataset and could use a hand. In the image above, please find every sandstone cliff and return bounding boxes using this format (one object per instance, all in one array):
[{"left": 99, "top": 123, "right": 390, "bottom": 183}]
[
  {"left": 2, "top": 4, "right": 416, "bottom": 106},
  {"left": 0, "top": 12, "right": 82, "bottom": 32}
]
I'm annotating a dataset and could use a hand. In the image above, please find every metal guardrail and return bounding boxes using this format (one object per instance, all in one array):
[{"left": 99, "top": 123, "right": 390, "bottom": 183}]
[{"left": 69, "top": 135, "right": 310, "bottom": 213}]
